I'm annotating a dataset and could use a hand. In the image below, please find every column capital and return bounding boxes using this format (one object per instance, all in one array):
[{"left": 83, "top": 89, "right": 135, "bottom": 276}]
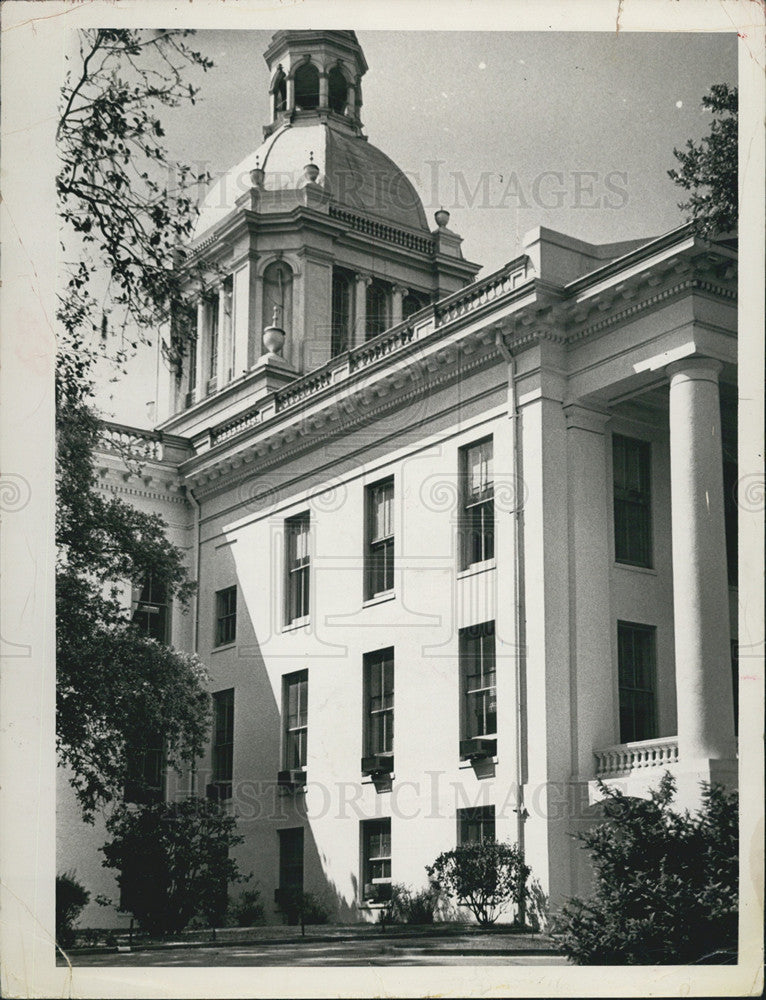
[
  {"left": 666, "top": 357, "right": 723, "bottom": 384},
  {"left": 391, "top": 284, "right": 408, "bottom": 297},
  {"left": 563, "top": 404, "right": 610, "bottom": 435},
  {"left": 354, "top": 271, "right": 373, "bottom": 287}
]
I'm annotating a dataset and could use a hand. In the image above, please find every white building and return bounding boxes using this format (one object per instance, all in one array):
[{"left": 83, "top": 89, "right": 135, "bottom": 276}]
[{"left": 58, "top": 29, "right": 739, "bottom": 928}]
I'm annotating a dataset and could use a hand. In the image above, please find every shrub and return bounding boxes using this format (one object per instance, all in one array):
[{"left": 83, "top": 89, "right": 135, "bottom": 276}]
[
  {"left": 384, "top": 883, "right": 443, "bottom": 925},
  {"left": 100, "top": 797, "right": 249, "bottom": 937},
  {"left": 556, "top": 773, "right": 738, "bottom": 965},
  {"left": 229, "top": 887, "right": 265, "bottom": 927},
  {"left": 280, "top": 890, "right": 330, "bottom": 927},
  {"left": 56, "top": 872, "right": 90, "bottom": 949},
  {"left": 426, "top": 841, "right": 531, "bottom": 927}
]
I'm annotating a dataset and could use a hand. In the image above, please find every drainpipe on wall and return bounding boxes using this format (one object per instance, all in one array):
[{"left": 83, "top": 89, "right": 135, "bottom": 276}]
[
  {"left": 188, "top": 486, "right": 202, "bottom": 799},
  {"left": 495, "top": 330, "right": 529, "bottom": 920}
]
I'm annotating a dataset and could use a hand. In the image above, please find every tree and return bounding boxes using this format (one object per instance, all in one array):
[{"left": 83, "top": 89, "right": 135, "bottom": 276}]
[
  {"left": 668, "top": 83, "right": 737, "bottom": 238},
  {"left": 426, "top": 841, "right": 531, "bottom": 927},
  {"left": 57, "top": 28, "right": 212, "bottom": 399},
  {"left": 56, "top": 872, "right": 90, "bottom": 949},
  {"left": 56, "top": 30, "right": 215, "bottom": 819},
  {"left": 101, "top": 798, "right": 249, "bottom": 937},
  {"left": 556, "top": 773, "right": 738, "bottom": 965}
]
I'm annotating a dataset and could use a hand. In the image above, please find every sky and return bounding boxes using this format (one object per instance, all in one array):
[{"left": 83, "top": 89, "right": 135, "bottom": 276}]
[{"left": 96, "top": 29, "right": 737, "bottom": 426}]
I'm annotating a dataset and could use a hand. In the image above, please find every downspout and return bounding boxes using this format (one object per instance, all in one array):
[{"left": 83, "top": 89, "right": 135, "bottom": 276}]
[
  {"left": 495, "top": 330, "right": 528, "bottom": 919},
  {"left": 188, "top": 486, "right": 202, "bottom": 798}
]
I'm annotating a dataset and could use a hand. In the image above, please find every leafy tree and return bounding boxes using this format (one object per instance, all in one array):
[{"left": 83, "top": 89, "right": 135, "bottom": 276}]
[
  {"left": 101, "top": 797, "right": 249, "bottom": 937},
  {"left": 56, "top": 29, "right": 215, "bottom": 819},
  {"left": 57, "top": 28, "right": 211, "bottom": 397},
  {"left": 426, "top": 841, "right": 531, "bottom": 927},
  {"left": 56, "top": 872, "right": 90, "bottom": 949},
  {"left": 668, "top": 83, "right": 737, "bottom": 238},
  {"left": 556, "top": 773, "right": 738, "bottom": 965}
]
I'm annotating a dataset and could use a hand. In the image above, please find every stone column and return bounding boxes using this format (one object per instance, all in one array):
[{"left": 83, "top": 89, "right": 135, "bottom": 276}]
[
  {"left": 667, "top": 358, "right": 735, "bottom": 765},
  {"left": 319, "top": 72, "right": 329, "bottom": 108},
  {"left": 391, "top": 285, "right": 405, "bottom": 327},
  {"left": 346, "top": 83, "right": 356, "bottom": 118},
  {"left": 564, "top": 406, "right": 615, "bottom": 775},
  {"left": 286, "top": 74, "right": 295, "bottom": 111},
  {"left": 353, "top": 272, "right": 370, "bottom": 348}
]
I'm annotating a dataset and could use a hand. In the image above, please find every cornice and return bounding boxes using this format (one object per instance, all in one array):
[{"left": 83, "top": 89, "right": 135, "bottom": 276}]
[
  {"left": 566, "top": 276, "right": 736, "bottom": 344},
  {"left": 187, "top": 342, "right": 500, "bottom": 498},
  {"left": 99, "top": 477, "right": 190, "bottom": 505}
]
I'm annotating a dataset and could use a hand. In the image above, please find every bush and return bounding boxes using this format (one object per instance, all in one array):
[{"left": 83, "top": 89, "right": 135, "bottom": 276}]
[
  {"left": 280, "top": 890, "right": 330, "bottom": 927},
  {"left": 56, "top": 872, "right": 90, "bottom": 949},
  {"left": 100, "top": 797, "right": 249, "bottom": 937},
  {"left": 229, "top": 887, "right": 265, "bottom": 927},
  {"left": 426, "top": 841, "right": 531, "bottom": 927},
  {"left": 556, "top": 773, "right": 738, "bottom": 965},
  {"left": 383, "top": 883, "right": 443, "bottom": 925}
]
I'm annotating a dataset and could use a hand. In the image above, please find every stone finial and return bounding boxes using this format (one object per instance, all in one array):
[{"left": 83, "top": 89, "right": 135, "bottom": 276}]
[
  {"left": 434, "top": 207, "right": 450, "bottom": 228},
  {"left": 304, "top": 150, "right": 320, "bottom": 183},
  {"left": 250, "top": 156, "right": 264, "bottom": 189}
]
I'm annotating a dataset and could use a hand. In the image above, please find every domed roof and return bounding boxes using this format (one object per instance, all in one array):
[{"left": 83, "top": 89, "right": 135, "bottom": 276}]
[{"left": 195, "top": 121, "right": 430, "bottom": 238}]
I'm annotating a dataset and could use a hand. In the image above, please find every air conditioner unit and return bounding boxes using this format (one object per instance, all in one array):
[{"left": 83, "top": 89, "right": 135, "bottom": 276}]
[
  {"left": 277, "top": 769, "right": 307, "bottom": 790},
  {"left": 459, "top": 737, "right": 496, "bottom": 761},
  {"left": 361, "top": 753, "right": 394, "bottom": 776}
]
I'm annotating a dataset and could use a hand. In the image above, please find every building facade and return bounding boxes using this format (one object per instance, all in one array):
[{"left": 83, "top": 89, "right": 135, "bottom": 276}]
[{"left": 58, "top": 30, "right": 739, "bottom": 928}]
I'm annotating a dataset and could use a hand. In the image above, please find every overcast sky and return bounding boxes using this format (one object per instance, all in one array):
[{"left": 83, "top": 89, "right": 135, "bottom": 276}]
[{"left": 98, "top": 29, "right": 737, "bottom": 426}]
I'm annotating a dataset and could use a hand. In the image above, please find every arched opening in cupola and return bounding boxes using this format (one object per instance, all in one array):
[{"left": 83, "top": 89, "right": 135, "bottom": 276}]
[
  {"left": 294, "top": 61, "right": 320, "bottom": 110},
  {"left": 328, "top": 66, "right": 348, "bottom": 114},
  {"left": 273, "top": 71, "right": 287, "bottom": 117}
]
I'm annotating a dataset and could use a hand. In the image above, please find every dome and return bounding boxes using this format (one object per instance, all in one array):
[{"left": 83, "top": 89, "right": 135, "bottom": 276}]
[{"left": 195, "top": 121, "right": 430, "bottom": 239}]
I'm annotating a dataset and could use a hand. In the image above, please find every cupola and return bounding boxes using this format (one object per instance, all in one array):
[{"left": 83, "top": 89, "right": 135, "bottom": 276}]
[{"left": 263, "top": 30, "right": 368, "bottom": 136}]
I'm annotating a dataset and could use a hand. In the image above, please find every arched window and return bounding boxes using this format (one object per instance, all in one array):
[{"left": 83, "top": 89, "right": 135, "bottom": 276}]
[
  {"left": 328, "top": 66, "right": 348, "bottom": 114},
  {"left": 403, "top": 291, "right": 429, "bottom": 319},
  {"left": 366, "top": 279, "right": 390, "bottom": 340},
  {"left": 262, "top": 260, "right": 294, "bottom": 339},
  {"left": 294, "top": 62, "right": 319, "bottom": 111},
  {"left": 273, "top": 72, "right": 287, "bottom": 116},
  {"left": 331, "top": 268, "right": 353, "bottom": 356}
]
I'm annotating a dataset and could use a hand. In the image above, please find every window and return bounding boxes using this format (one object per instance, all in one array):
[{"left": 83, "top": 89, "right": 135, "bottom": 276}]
[
  {"left": 283, "top": 671, "right": 308, "bottom": 771},
  {"left": 613, "top": 434, "right": 652, "bottom": 567},
  {"left": 215, "top": 586, "right": 237, "bottom": 647},
  {"left": 364, "top": 649, "right": 394, "bottom": 756},
  {"left": 278, "top": 827, "right": 304, "bottom": 896},
  {"left": 207, "top": 294, "right": 219, "bottom": 387},
  {"left": 124, "top": 734, "right": 165, "bottom": 804},
  {"left": 132, "top": 574, "right": 169, "bottom": 643},
  {"left": 403, "top": 291, "right": 428, "bottom": 319},
  {"left": 723, "top": 459, "right": 738, "bottom": 586},
  {"left": 187, "top": 335, "right": 197, "bottom": 404},
  {"left": 362, "top": 819, "right": 392, "bottom": 902},
  {"left": 461, "top": 438, "right": 494, "bottom": 569},
  {"left": 365, "top": 479, "right": 394, "bottom": 599},
  {"left": 458, "top": 805, "right": 495, "bottom": 844},
  {"left": 328, "top": 65, "right": 348, "bottom": 114},
  {"left": 211, "top": 688, "right": 234, "bottom": 800},
  {"left": 461, "top": 621, "right": 497, "bottom": 741},
  {"left": 221, "top": 275, "right": 233, "bottom": 384},
  {"left": 331, "top": 268, "right": 353, "bottom": 356},
  {"left": 617, "top": 622, "right": 657, "bottom": 743},
  {"left": 365, "top": 278, "right": 390, "bottom": 339},
  {"left": 285, "top": 513, "right": 310, "bottom": 624},
  {"left": 294, "top": 62, "right": 320, "bottom": 110}
]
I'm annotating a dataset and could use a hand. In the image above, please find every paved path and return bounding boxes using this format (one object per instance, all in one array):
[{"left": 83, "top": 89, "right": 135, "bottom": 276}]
[{"left": 67, "top": 933, "right": 569, "bottom": 967}]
